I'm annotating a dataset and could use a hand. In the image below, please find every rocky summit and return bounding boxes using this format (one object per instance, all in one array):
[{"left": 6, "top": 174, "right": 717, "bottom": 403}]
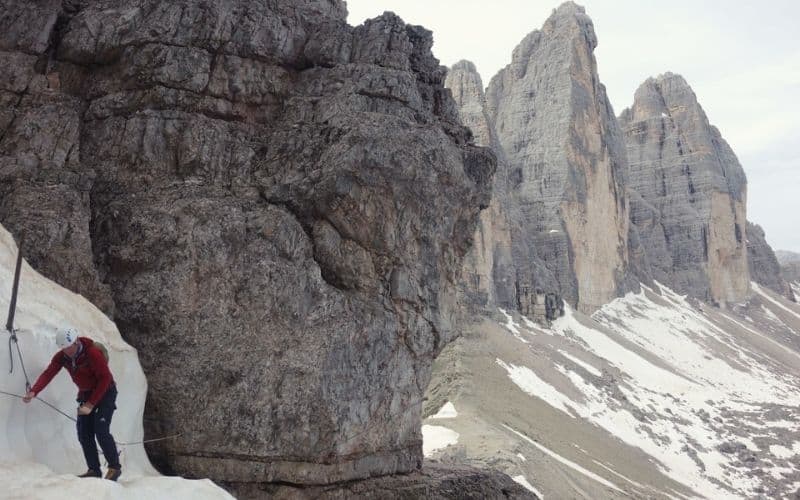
[
  {"left": 448, "top": 2, "right": 636, "bottom": 317},
  {"left": 0, "top": 0, "right": 538, "bottom": 496},
  {"left": 487, "top": 2, "right": 635, "bottom": 314},
  {"left": 619, "top": 72, "right": 749, "bottom": 307}
]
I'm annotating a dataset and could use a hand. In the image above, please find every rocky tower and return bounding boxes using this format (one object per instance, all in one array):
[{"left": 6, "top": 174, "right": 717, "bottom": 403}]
[
  {"left": 445, "top": 60, "right": 493, "bottom": 147},
  {"left": 619, "top": 73, "right": 749, "bottom": 306},
  {"left": 0, "top": 0, "right": 507, "bottom": 493},
  {"left": 747, "top": 222, "right": 795, "bottom": 301},
  {"left": 445, "top": 61, "right": 516, "bottom": 310},
  {"left": 482, "top": 2, "right": 633, "bottom": 313}
]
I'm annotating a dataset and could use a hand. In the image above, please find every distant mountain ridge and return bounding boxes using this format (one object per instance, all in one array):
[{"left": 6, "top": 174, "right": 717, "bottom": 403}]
[
  {"left": 447, "top": 3, "right": 794, "bottom": 310},
  {"left": 434, "top": 2, "right": 800, "bottom": 498}
]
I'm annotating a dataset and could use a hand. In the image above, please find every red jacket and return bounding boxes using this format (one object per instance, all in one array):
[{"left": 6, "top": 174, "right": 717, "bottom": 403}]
[{"left": 31, "top": 337, "right": 114, "bottom": 406}]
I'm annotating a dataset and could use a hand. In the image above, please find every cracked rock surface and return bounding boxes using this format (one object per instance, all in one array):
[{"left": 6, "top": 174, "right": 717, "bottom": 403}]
[{"left": 0, "top": 0, "right": 497, "bottom": 489}]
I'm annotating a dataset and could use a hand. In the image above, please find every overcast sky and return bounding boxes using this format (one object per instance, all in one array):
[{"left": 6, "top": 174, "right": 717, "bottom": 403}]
[{"left": 346, "top": 0, "right": 800, "bottom": 251}]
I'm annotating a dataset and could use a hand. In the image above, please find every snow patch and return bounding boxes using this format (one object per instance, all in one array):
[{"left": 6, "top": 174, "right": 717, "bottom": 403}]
[
  {"left": 761, "top": 304, "right": 784, "bottom": 325},
  {"left": 430, "top": 402, "right": 458, "bottom": 419},
  {"left": 543, "top": 283, "right": 800, "bottom": 498},
  {"left": 421, "top": 425, "right": 459, "bottom": 457},
  {"left": 753, "top": 282, "right": 800, "bottom": 320},
  {"left": 770, "top": 445, "right": 796, "bottom": 459},
  {"left": 496, "top": 359, "right": 575, "bottom": 417},
  {"left": 498, "top": 308, "right": 529, "bottom": 343},
  {"left": 512, "top": 475, "right": 543, "bottom": 497},
  {"left": 592, "top": 460, "right": 648, "bottom": 490},
  {"left": 504, "top": 425, "right": 623, "bottom": 493},
  {"left": 558, "top": 350, "right": 602, "bottom": 377}
]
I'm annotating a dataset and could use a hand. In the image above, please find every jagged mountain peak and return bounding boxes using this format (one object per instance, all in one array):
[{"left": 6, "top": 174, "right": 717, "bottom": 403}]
[
  {"left": 554, "top": 0, "right": 586, "bottom": 14},
  {"left": 623, "top": 72, "right": 702, "bottom": 122},
  {"left": 620, "top": 73, "right": 749, "bottom": 305},
  {"left": 648, "top": 71, "right": 691, "bottom": 87},
  {"left": 508, "top": 1, "right": 596, "bottom": 72},
  {"left": 445, "top": 60, "right": 491, "bottom": 147},
  {"left": 446, "top": 60, "right": 485, "bottom": 101},
  {"left": 471, "top": 3, "right": 635, "bottom": 314},
  {"left": 451, "top": 59, "right": 479, "bottom": 73}
]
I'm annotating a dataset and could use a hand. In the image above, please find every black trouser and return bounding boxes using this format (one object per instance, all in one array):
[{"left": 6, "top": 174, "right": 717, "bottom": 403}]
[{"left": 77, "top": 384, "right": 120, "bottom": 471}]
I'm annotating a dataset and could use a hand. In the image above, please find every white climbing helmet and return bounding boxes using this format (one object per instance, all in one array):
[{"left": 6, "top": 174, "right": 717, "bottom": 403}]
[{"left": 56, "top": 327, "right": 79, "bottom": 349}]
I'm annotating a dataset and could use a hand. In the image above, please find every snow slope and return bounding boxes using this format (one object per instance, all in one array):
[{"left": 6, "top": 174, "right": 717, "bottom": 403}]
[
  {"left": 0, "top": 225, "right": 232, "bottom": 498},
  {"left": 425, "top": 281, "right": 800, "bottom": 499}
]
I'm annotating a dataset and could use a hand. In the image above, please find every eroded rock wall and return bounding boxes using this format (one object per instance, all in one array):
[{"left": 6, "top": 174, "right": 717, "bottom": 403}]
[
  {"left": 0, "top": 0, "right": 495, "bottom": 487},
  {"left": 619, "top": 72, "right": 749, "bottom": 306}
]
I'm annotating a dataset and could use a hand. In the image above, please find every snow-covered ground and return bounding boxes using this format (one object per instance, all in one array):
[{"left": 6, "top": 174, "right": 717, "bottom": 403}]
[
  {"left": 421, "top": 424, "right": 459, "bottom": 456},
  {"left": 0, "top": 225, "right": 232, "bottom": 498},
  {"left": 425, "top": 281, "right": 800, "bottom": 499}
]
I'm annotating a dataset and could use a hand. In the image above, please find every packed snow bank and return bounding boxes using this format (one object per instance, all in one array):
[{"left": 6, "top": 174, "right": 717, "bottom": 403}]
[{"left": 0, "top": 226, "right": 232, "bottom": 498}]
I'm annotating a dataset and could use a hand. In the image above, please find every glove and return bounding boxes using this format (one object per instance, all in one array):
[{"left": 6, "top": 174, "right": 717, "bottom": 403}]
[
  {"left": 22, "top": 391, "right": 35, "bottom": 403},
  {"left": 78, "top": 403, "right": 94, "bottom": 416}
]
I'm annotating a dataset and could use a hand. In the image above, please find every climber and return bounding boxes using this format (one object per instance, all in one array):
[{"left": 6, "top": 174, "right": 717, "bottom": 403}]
[{"left": 22, "top": 327, "right": 122, "bottom": 481}]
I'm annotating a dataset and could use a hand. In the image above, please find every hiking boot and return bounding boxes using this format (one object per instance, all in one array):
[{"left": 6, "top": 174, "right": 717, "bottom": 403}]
[
  {"left": 104, "top": 467, "right": 121, "bottom": 481},
  {"left": 78, "top": 469, "right": 101, "bottom": 478}
]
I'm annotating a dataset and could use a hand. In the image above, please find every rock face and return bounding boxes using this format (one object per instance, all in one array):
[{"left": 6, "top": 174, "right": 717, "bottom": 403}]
[
  {"left": 445, "top": 61, "right": 516, "bottom": 311},
  {"left": 447, "top": 3, "right": 635, "bottom": 315},
  {"left": 0, "top": 0, "right": 497, "bottom": 489},
  {"left": 619, "top": 73, "right": 749, "bottom": 306},
  {"left": 746, "top": 222, "right": 795, "bottom": 301}
]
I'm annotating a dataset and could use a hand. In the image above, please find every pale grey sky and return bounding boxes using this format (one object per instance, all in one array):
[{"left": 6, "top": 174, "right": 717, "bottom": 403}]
[{"left": 346, "top": 0, "right": 800, "bottom": 251}]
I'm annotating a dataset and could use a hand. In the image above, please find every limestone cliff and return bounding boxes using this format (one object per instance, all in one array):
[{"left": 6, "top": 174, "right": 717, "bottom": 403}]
[
  {"left": 0, "top": 0, "right": 527, "bottom": 495},
  {"left": 619, "top": 73, "right": 749, "bottom": 306},
  {"left": 445, "top": 60, "right": 516, "bottom": 311},
  {"left": 449, "top": 3, "right": 635, "bottom": 315}
]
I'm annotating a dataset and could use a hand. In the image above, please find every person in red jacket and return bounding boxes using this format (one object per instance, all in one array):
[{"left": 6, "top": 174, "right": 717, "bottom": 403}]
[{"left": 22, "top": 327, "right": 121, "bottom": 481}]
